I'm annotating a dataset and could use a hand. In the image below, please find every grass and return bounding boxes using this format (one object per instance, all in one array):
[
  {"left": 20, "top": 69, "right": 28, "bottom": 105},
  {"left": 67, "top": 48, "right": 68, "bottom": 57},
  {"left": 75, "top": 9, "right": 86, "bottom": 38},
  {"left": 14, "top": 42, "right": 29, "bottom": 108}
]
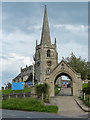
[
  {"left": 79, "top": 95, "right": 90, "bottom": 107},
  {"left": 0, "top": 87, "right": 30, "bottom": 94},
  {"left": 0, "top": 98, "right": 58, "bottom": 113}
]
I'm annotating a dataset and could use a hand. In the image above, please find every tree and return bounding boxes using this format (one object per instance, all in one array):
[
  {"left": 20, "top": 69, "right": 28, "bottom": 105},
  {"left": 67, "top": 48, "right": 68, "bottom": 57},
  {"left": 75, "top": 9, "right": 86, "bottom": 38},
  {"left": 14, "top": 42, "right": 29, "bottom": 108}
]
[
  {"left": 7, "top": 82, "right": 12, "bottom": 89},
  {"left": 87, "top": 62, "right": 90, "bottom": 80},
  {"left": 65, "top": 53, "right": 89, "bottom": 80}
]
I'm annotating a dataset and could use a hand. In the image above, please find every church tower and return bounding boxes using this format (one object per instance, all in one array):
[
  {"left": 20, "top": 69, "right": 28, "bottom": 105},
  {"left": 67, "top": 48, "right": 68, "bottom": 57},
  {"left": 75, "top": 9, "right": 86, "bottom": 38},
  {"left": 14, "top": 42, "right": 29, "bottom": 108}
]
[{"left": 35, "top": 5, "right": 58, "bottom": 83}]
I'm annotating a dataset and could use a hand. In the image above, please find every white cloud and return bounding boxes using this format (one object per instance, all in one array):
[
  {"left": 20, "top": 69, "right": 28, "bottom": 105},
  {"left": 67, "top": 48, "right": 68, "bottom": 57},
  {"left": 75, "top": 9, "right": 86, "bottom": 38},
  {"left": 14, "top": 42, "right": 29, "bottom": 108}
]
[
  {"left": 2, "top": 29, "right": 41, "bottom": 57},
  {"left": 53, "top": 24, "right": 88, "bottom": 32},
  {"left": 58, "top": 41, "right": 88, "bottom": 62},
  {"left": 27, "top": 25, "right": 42, "bottom": 30},
  {"left": 3, "top": 30, "right": 35, "bottom": 42},
  {"left": 2, "top": 53, "right": 33, "bottom": 72}
]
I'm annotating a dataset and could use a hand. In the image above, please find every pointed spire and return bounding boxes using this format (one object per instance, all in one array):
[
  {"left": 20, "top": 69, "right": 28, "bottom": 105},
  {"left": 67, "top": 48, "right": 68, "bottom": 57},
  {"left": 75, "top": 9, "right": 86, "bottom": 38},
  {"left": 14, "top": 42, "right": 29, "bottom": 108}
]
[{"left": 40, "top": 5, "right": 51, "bottom": 46}]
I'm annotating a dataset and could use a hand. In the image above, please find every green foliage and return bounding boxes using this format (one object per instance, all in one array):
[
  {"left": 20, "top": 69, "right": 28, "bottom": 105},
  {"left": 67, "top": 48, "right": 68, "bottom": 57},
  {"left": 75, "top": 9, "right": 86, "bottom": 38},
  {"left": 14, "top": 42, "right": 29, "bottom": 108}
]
[
  {"left": 0, "top": 87, "right": 30, "bottom": 94},
  {"left": 35, "top": 83, "right": 49, "bottom": 99},
  {"left": 84, "top": 95, "right": 90, "bottom": 107},
  {"left": 82, "top": 83, "right": 89, "bottom": 89},
  {"left": 1, "top": 98, "right": 58, "bottom": 113},
  {"left": 83, "top": 83, "right": 90, "bottom": 94},
  {"left": 80, "top": 83, "right": 90, "bottom": 107},
  {"left": 65, "top": 53, "right": 90, "bottom": 80},
  {"left": 83, "top": 87, "right": 90, "bottom": 94},
  {"left": 55, "top": 85, "right": 61, "bottom": 95},
  {"left": 79, "top": 95, "right": 90, "bottom": 107}
]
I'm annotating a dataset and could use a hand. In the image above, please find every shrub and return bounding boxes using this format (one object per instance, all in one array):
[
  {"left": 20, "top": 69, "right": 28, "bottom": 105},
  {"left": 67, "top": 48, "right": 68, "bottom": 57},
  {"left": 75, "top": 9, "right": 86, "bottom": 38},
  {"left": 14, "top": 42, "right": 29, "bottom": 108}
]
[
  {"left": 55, "top": 85, "right": 61, "bottom": 95},
  {"left": 83, "top": 82, "right": 90, "bottom": 94},
  {"left": 35, "top": 83, "right": 49, "bottom": 101}
]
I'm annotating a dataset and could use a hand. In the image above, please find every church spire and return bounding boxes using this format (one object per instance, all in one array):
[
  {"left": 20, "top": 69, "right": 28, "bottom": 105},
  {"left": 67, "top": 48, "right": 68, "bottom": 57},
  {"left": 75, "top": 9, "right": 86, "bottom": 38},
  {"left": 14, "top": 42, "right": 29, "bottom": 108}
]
[{"left": 40, "top": 5, "right": 51, "bottom": 46}]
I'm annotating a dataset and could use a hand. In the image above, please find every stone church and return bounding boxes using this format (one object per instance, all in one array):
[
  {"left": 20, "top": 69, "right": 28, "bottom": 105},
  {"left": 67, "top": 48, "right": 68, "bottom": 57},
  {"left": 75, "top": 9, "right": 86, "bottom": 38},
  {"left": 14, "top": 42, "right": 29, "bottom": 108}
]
[{"left": 12, "top": 6, "right": 82, "bottom": 97}]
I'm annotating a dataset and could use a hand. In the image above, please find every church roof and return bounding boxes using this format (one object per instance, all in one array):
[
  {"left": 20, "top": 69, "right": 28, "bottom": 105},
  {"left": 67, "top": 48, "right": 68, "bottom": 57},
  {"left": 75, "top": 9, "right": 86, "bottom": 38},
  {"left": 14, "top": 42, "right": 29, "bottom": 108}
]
[{"left": 40, "top": 5, "right": 51, "bottom": 46}]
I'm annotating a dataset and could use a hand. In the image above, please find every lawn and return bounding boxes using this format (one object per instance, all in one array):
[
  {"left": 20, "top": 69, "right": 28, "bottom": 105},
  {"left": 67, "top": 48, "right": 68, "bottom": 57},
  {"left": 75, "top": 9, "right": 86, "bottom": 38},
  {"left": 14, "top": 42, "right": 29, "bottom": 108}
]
[
  {"left": 0, "top": 98, "right": 58, "bottom": 113},
  {"left": 0, "top": 87, "right": 30, "bottom": 94}
]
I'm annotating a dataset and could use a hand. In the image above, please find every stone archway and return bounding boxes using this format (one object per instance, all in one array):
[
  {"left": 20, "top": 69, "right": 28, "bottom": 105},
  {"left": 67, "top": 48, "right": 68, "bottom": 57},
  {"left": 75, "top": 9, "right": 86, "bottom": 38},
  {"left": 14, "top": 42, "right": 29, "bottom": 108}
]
[
  {"left": 46, "top": 60, "right": 82, "bottom": 97},
  {"left": 54, "top": 72, "right": 73, "bottom": 96}
]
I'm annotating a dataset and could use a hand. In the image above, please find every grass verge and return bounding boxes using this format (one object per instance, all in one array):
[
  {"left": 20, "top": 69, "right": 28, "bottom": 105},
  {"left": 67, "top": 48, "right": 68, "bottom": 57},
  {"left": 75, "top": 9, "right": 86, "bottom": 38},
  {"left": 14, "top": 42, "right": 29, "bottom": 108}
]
[
  {"left": 0, "top": 87, "right": 30, "bottom": 94},
  {"left": 0, "top": 98, "right": 58, "bottom": 113},
  {"left": 79, "top": 96, "right": 90, "bottom": 107}
]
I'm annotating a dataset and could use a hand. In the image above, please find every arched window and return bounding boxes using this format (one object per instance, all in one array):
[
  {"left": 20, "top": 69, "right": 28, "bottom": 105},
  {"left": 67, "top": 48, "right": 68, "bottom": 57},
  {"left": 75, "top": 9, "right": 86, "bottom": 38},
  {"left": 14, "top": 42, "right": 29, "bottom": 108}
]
[
  {"left": 47, "top": 50, "right": 50, "bottom": 57},
  {"left": 46, "top": 68, "right": 51, "bottom": 75}
]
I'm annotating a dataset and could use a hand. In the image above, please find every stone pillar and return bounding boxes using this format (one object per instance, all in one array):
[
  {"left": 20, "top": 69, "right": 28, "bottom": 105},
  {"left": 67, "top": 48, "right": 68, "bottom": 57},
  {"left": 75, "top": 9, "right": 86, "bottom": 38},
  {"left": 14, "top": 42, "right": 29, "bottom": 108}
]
[
  {"left": 45, "top": 78, "right": 54, "bottom": 97},
  {"left": 31, "top": 86, "right": 35, "bottom": 95},
  {"left": 49, "top": 82, "right": 54, "bottom": 97}
]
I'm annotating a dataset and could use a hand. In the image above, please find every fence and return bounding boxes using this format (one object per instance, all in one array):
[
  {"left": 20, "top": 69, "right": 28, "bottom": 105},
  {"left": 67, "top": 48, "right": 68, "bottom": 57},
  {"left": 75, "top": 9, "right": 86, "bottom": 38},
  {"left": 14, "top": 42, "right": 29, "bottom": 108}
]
[{"left": 0, "top": 92, "right": 37, "bottom": 100}]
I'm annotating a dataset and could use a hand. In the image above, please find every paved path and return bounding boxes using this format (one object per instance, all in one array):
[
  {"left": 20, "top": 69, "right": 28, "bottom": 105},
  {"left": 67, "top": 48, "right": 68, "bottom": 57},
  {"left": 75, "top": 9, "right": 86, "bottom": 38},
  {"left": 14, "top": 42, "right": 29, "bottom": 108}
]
[
  {"left": 51, "top": 88, "right": 89, "bottom": 118},
  {"left": 58, "top": 88, "right": 72, "bottom": 96}
]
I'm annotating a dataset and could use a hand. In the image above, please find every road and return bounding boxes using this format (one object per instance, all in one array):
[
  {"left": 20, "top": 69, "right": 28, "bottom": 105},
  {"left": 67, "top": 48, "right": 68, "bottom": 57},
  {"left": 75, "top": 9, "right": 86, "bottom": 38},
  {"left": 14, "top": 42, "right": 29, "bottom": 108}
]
[{"left": 2, "top": 109, "right": 66, "bottom": 118}]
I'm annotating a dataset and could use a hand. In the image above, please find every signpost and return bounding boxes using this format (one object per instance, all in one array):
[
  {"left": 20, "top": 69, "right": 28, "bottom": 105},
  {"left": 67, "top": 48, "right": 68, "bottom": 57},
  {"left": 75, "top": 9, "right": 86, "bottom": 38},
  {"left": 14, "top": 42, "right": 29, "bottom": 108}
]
[{"left": 12, "top": 82, "right": 24, "bottom": 90}]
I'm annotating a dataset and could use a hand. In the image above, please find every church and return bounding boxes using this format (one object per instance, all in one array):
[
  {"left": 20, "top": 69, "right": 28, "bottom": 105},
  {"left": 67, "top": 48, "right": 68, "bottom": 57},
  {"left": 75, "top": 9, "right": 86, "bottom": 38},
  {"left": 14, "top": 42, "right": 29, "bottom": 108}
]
[{"left": 12, "top": 6, "right": 82, "bottom": 97}]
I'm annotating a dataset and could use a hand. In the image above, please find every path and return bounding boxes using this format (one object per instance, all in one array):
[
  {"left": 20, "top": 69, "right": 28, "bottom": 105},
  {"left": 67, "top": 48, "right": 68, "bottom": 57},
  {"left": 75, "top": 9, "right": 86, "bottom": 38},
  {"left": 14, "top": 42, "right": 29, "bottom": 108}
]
[
  {"left": 51, "top": 88, "right": 88, "bottom": 118},
  {"left": 58, "top": 87, "right": 72, "bottom": 96}
]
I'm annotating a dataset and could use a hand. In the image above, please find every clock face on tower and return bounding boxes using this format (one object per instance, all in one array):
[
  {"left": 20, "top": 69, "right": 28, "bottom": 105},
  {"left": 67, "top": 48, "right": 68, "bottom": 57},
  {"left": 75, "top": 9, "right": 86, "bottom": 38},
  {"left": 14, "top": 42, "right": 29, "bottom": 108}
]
[{"left": 47, "top": 60, "right": 52, "bottom": 66}]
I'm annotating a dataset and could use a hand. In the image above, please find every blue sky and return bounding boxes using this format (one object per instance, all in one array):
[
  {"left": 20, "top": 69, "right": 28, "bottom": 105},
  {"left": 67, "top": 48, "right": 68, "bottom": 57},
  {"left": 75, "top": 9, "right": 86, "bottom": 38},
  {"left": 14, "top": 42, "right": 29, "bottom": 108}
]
[{"left": 1, "top": 2, "right": 88, "bottom": 88}]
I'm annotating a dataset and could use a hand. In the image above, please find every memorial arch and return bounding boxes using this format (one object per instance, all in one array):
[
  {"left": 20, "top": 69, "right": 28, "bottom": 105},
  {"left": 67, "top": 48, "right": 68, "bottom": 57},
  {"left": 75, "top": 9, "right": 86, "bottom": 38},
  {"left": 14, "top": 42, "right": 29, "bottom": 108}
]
[
  {"left": 46, "top": 60, "right": 82, "bottom": 97},
  {"left": 54, "top": 72, "right": 73, "bottom": 96}
]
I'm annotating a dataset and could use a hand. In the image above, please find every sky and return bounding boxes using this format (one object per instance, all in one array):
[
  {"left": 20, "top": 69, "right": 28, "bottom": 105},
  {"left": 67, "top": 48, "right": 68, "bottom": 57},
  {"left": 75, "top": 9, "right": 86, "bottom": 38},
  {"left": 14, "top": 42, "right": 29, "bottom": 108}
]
[{"left": 0, "top": 2, "right": 88, "bottom": 88}]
